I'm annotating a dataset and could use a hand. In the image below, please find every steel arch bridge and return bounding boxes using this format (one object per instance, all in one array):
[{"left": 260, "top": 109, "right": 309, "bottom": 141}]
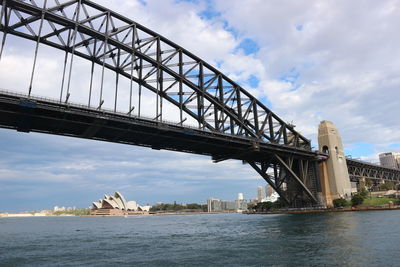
[{"left": 0, "top": 0, "right": 323, "bottom": 207}]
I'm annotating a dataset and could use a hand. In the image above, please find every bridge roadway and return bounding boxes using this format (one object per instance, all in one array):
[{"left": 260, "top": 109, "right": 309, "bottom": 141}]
[
  {"left": 0, "top": 90, "right": 319, "bottom": 164},
  {"left": 347, "top": 158, "right": 400, "bottom": 182}
]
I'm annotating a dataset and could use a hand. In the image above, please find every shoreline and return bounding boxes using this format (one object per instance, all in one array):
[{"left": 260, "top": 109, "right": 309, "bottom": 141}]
[
  {"left": 86, "top": 211, "right": 231, "bottom": 217},
  {"left": 0, "top": 211, "right": 230, "bottom": 218},
  {"left": 4, "top": 207, "right": 400, "bottom": 218},
  {"left": 245, "top": 205, "right": 400, "bottom": 215}
]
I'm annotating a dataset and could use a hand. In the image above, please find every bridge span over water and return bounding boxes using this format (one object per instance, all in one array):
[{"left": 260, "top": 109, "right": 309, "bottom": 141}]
[{"left": 0, "top": 0, "right": 399, "bottom": 207}]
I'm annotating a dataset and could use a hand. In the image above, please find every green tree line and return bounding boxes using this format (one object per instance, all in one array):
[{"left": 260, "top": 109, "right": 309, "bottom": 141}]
[
  {"left": 150, "top": 203, "right": 207, "bottom": 212},
  {"left": 249, "top": 198, "right": 288, "bottom": 212}
]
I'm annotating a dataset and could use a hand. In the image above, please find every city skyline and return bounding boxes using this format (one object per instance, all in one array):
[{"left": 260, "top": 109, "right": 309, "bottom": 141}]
[{"left": 1, "top": 0, "right": 399, "bottom": 212}]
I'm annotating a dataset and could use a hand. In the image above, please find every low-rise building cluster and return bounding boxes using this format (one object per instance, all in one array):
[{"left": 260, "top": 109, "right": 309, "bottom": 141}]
[
  {"left": 207, "top": 193, "right": 247, "bottom": 213},
  {"left": 53, "top": 206, "right": 76, "bottom": 212}
]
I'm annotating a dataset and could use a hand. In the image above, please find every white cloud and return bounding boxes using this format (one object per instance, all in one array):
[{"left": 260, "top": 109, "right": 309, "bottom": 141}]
[{"left": 213, "top": 0, "right": 400, "bottom": 159}]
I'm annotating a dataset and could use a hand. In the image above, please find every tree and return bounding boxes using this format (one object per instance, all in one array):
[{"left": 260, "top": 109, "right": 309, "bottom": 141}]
[
  {"left": 247, "top": 203, "right": 256, "bottom": 211},
  {"left": 263, "top": 201, "right": 274, "bottom": 210},
  {"left": 359, "top": 188, "right": 369, "bottom": 199},
  {"left": 202, "top": 204, "right": 208, "bottom": 212},
  {"left": 365, "top": 179, "right": 373, "bottom": 187},
  {"left": 351, "top": 194, "right": 364, "bottom": 206},
  {"left": 272, "top": 198, "right": 287, "bottom": 209},
  {"left": 333, "top": 198, "right": 348, "bottom": 208},
  {"left": 379, "top": 181, "right": 395, "bottom": 191},
  {"left": 254, "top": 201, "right": 274, "bottom": 212}
]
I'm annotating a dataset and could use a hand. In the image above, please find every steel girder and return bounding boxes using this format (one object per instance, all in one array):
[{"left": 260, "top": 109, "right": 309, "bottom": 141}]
[
  {"left": 347, "top": 158, "right": 400, "bottom": 182},
  {"left": 0, "top": 0, "right": 311, "bottom": 149}
]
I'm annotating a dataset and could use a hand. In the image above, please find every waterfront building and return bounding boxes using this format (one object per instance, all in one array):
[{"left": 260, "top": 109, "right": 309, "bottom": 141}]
[
  {"left": 207, "top": 198, "right": 239, "bottom": 212},
  {"left": 256, "top": 184, "right": 279, "bottom": 203},
  {"left": 379, "top": 152, "right": 400, "bottom": 169},
  {"left": 258, "top": 191, "right": 279, "bottom": 203},
  {"left": 91, "top": 191, "right": 148, "bottom": 216},
  {"left": 221, "top": 201, "right": 236, "bottom": 211},
  {"left": 54, "top": 206, "right": 66, "bottom": 212},
  {"left": 265, "top": 192, "right": 279, "bottom": 202},
  {"left": 235, "top": 193, "right": 247, "bottom": 212},
  {"left": 207, "top": 198, "right": 222, "bottom": 212}
]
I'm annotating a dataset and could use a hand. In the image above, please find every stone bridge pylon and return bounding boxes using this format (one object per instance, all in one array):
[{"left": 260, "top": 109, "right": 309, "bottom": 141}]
[{"left": 318, "top": 121, "right": 353, "bottom": 206}]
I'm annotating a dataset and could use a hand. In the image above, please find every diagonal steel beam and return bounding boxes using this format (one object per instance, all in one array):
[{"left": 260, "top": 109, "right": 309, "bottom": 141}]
[
  {"left": 248, "top": 161, "right": 290, "bottom": 205},
  {"left": 275, "top": 155, "right": 318, "bottom": 203}
]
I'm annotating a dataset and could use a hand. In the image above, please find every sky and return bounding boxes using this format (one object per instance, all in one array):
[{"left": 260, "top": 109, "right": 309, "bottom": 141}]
[{"left": 0, "top": 0, "right": 399, "bottom": 212}]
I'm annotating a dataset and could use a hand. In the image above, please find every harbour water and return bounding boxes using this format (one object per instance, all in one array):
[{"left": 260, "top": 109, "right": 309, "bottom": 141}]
[{"left": 1, "top": 211, "right": 399, "bottom": 266}]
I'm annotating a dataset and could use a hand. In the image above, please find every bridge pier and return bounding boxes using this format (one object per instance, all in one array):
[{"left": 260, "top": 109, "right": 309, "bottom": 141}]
[
  {"left": 318, "top": 121, "right": 352, "bottom": 205},
  {"left": 318, "top": 160, "right": 333, "bottom": 207}
]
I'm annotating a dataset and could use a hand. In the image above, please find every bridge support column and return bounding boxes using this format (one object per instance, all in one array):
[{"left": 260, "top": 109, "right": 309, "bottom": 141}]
[{"left": 318, "top": 121, "right": 352, "bottom": 200}]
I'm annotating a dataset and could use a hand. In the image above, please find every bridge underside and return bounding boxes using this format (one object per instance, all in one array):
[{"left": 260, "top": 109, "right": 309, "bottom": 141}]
[{"left": 0, "top": 91, "right": 322, "bottom": 207}]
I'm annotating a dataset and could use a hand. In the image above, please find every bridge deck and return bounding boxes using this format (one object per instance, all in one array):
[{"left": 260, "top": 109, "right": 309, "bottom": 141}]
[
  {"left": 346, "top": 158, "right": 400, "bottom": 182},
  {"left": 0, "top": 91, "right": 318, "bottom": 163}
]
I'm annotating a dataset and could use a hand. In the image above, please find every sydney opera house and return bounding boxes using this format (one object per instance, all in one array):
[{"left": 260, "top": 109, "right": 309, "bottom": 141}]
[{"left": 91, "top": 191, "right": 151, "bottom": 216}]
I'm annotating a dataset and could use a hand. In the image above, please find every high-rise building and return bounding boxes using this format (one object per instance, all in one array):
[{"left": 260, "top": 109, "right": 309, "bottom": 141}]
[
  {"left": 257, "top": 186, "right": 263, "bottom": 202},
  {"left": 235, "top": 193, "right": 247, "bottom": 212},
  {"left": 265, "top": 184, "right": 273, "bottom": 198},
  {"left": 379, "top": 152, "right": 400, "bottom": 169}
]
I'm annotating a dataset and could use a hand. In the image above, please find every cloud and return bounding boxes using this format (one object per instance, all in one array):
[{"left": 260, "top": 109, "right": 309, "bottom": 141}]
[{"left": 213, "top": 0, "right": 400, "bottom": 158}]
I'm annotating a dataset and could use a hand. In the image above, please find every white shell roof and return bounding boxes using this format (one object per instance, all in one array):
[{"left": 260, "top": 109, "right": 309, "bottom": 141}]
[
  {"left": 115, "top": 191, "right": 127, "bottom": 210},
  {"left": 126, "top": 201, "right": 138, "bottom": 211},
  {"left": 94, "top": 192, "right": 142, "bottom": 211}
]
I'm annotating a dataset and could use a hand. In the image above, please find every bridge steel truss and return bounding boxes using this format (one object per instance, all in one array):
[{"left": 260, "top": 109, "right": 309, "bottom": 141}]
[
  {"left": 0, "top": 0, "right": 322, "bottom": 207},
  {"left": 347, "top": 159, "right": 400, "bottom": 183}
]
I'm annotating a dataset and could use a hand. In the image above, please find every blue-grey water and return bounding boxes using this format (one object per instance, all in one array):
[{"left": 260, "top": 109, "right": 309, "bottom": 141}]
[{"left": 1, "top": 211, "right": 399, "bottom": 266}]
